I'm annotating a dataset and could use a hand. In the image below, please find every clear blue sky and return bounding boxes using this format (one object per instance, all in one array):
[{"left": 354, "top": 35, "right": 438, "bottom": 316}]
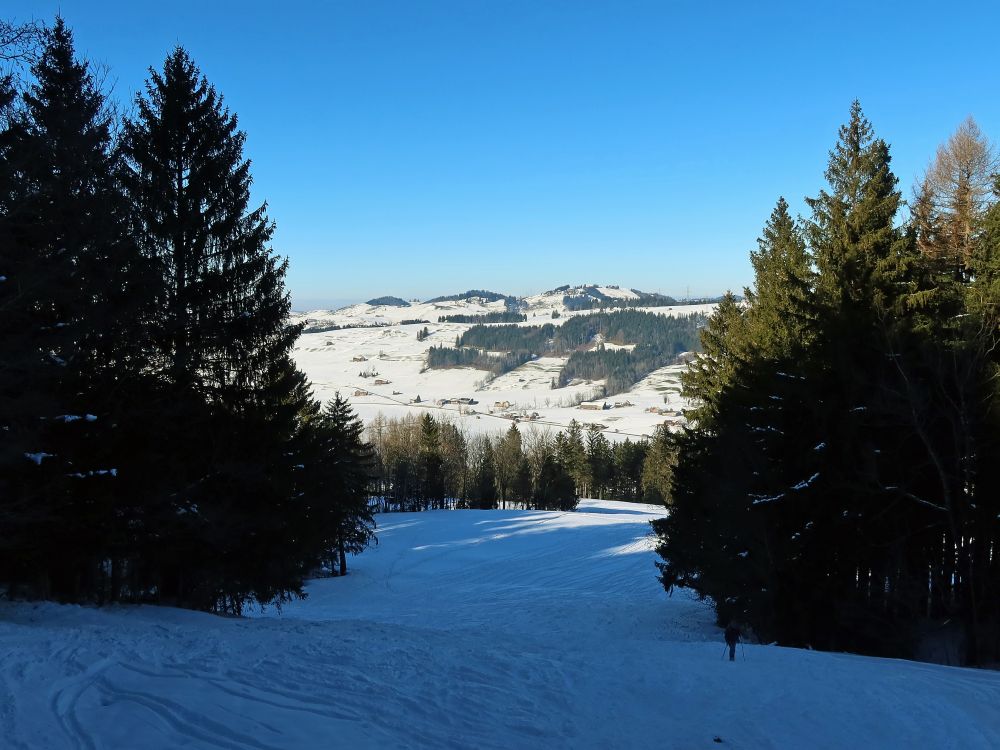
[{"left": 8, "top": 1, "right": 1000, "bottom": 309}]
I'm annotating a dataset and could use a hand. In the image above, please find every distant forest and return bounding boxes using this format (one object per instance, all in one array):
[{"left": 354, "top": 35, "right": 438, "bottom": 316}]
[
  {"left": 426, "top": 289, "right": 514, "bottom": 305},
  {"left": 425, "top": 347, "right": 534, "bottom": 376},
  {"left": 438, "top": 311, "right": 527, "bottom": 324},
  {"left": 426, "top": 310, "right": 705, "bottom": 395},
  {"left": 367, "top": 296, "right": 410, "bottom": 307},
  {"left": 302, "top": 320, "right": 390, "bottom": 334},
  {"left": 562, "top": 287, "right": 677, "bottom": 311}
]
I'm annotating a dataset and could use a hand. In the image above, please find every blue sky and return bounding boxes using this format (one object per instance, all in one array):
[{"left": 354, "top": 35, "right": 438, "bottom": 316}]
[{"left": 8, "top": 1, "right": 1000, "bottom": 309}]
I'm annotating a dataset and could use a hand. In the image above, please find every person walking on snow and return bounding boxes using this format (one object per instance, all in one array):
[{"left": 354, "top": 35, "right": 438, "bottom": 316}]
[{"left": 724, "top": 622, "right": 740, "bottom": 661}]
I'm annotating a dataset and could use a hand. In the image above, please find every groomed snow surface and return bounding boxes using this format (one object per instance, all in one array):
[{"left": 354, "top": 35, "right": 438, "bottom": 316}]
[{"left": 3, "top": 500, "right": 999, "bottom": 749}]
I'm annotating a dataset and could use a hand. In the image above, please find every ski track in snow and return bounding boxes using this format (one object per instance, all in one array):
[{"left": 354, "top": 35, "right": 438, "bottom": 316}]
[{"left": 2, "top": 500, "right": 1000, "bottom": 749}]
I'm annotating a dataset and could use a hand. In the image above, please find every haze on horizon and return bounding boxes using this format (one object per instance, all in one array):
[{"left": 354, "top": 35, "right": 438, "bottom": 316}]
[{"left": 8, "top": 0, "right": 1000, "bottom": 310}]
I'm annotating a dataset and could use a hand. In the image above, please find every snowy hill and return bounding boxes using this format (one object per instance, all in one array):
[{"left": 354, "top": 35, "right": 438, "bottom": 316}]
[
  {"left": 3, "top": 500, "right": 998, "bottom": 748},
  {"left": 292, "top": 292, "right": 510, "bottom": 332},
  {"left": 291, "top": 284, "right": 718, "bottom": 331},
  {"left": 290, "top": 284, "right": 716, "bottom": 439}
]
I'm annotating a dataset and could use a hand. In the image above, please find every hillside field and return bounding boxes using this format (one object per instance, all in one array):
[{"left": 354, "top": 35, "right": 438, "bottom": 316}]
[{"left": 291, "top": 288, "right": 715, "bottom": 439}]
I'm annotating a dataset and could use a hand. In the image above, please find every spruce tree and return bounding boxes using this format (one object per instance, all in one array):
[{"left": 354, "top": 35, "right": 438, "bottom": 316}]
[
  {"left": 121, "top": 47, "right": 313, "bottom": 612},
  {"left": 533, "top": 453, "right": 577, "bottom": 511},
  {"left": 0, "top": 18, "right": 142, "bottom": 599},
  {"left": 653, "top": 103, "right": 998, "bottom": 657},
  {"left": 305, "top": 394, "right": 376, "bottom": 576},
  {"left": 586, "top": 428, "right": 612, "bottom": 499},
  {"left": 470, "top": 436, "right": 498, "bottom": 510},
  {"left": 417, "top": 414, "right": 444, "bottom": 510},
  {"left": 743, "top": 197, "right": 814, "bottom": 356},
  {"left": 640, "top": 425, "right": 674, "bottom": 505},
  {"left": 438, "top": 421, "right": 468, "bottom": 507},
  {"left": 560, "top": 420, "right": 591, "bottom": 497},
  {"left": 495, "top": 423, "right": 523, "bottom": 510}
]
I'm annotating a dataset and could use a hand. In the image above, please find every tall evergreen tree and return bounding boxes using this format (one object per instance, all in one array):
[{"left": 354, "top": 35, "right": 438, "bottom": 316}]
[
  {"left": 495, "top": 423, "right": 523, "bottom": 510},
  {"left": 304, "top": 393, "right": 376, "bottom": 576},
  {"left": 533, "top": 452, "right": 577, "bottom": 511},
  {"left": 0, "top": 18, "right": 143, "bottom": 599},
  {"left": 586, "top": 428, "right": 612, "bottom": 499},
  {"left": 470, "top": 436, "right": 498, "bottom": 510},
  {"left": 121, "top": 47, "right": 313, "bottom": 613},
  {"left": 417, "top": 414, "right": 445, "bottom": 510},
  {"left": 640, "top": 425, "right": 674, "bottom": 506},
  {"left": 653, "top": 103, "right": 1000, "bottom": 662},
  {"left": 560, "top": 420, "right": 591, "bottom": 497},
  {"left": 439, "top": 421, "right": 468, "bottom": 507}
]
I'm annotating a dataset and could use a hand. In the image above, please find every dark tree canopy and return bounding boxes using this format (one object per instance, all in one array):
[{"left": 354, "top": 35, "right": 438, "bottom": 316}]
[{"left": 654, "top": 103, "right": 1000, "bottom": 666}]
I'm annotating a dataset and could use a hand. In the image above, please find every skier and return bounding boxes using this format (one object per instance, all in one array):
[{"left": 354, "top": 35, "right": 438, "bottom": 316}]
[{"left": 724, "top": 622, "right": 740, "bottom": 661}]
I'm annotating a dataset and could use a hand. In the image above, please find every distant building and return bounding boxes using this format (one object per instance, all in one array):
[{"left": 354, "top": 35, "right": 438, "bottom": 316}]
[
  {"left": 351, "top": 355, "right": 367, "bottom": 362},
  {"left": 579, "top": 403, "right": 602, "bottom": 411},
  {"left": 494, "top": 400, "right": 512, "bottom": 409},
  {"left": 353, "top": 389, "right": 369, "bottom": 397},
  {"left": 374, "top": 379, "right": 391, "bottom": 385}
]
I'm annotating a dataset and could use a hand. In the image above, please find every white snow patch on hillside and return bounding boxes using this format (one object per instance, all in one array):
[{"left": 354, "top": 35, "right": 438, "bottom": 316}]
[
  {"left": 289, "top": 289, "right": 712, "bottom": 440},
  {"left": 3, "top": 500, "right": 999, "bottom": 749}
]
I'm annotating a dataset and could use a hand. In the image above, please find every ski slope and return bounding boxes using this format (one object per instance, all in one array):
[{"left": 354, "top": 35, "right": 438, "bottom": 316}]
[{"left": 2, "top": 500, "right": 999, "bottom": 749}]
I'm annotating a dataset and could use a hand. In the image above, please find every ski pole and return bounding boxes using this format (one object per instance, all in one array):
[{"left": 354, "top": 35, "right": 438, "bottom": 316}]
[{"left": 741, "top": 641, "right": 746, "bottom": 660}]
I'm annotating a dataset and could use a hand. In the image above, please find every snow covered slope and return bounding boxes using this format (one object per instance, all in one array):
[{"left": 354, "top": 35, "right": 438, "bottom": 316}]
[
  {"left": 292, "top": 294, "right": 510, "bottom": 331},
  {"left": 291, "top": 285, "right": 718, "bottom": 331},
  {"left": 2, "top": 500, "right": 999, "bottom": 749},
  {"left": 290, "top": 284, "right": 714, "bottom": 439}
]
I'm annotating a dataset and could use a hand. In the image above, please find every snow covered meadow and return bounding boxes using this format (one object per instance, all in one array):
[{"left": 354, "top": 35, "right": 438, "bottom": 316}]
[
  {"left": 291, "top": 287, "right": 715, "bottom": 440},
  {"left": 3, "top": 500, "right": 999, "bottom": 749}
]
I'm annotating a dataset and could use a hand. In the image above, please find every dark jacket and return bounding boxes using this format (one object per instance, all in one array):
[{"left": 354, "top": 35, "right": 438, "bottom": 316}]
[{"left": 724, "top": 624, "right": 740, "bottom": 646}]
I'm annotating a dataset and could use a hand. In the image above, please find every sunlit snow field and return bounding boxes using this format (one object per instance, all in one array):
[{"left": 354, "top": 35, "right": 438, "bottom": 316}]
[
  {"left": 291, "top": 293, "right": 715, "bottom": 440},
  {"left": 2, "top": 500, "right": 999, "bottom": 748}
]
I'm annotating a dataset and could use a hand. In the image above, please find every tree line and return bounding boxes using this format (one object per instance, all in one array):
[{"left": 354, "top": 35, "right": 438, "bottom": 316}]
[
  {"left": 438, "top": 311, "right": 527, "bottom": 324},
  {"left": 426, "top": 289, "right": 516, "bottom": 306},
  {"left": 425, "top": 346, "right": 534, "bottom": 376},
  {"left": 367, "top": 415, "right": 674, "bottom": 512},
  {"left": 654, "top": 104, "right": 1000, "bottom": 666},
  {"left": 562, "top": 287, "right": 678, "bottom": 311},
  {"left": 0, "top": 18, "right": 375, "bottom": 613}
]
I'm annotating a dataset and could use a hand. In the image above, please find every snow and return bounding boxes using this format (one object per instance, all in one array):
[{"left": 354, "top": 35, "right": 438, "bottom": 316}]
[
  {"left": 67, "top": 468, "right": 117, "bottom": 478},
  {"left": 751, "top": 492, "right": 786, "bottom": 505},
  {"left": 791, "top": 472, "right": 820, "bottom": 490},
  {"left": 291, "top": 287, "right": 707, "bottom": 441},
  {"left": 3, "top": 499, "right": 999, "bottom": 749}
]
